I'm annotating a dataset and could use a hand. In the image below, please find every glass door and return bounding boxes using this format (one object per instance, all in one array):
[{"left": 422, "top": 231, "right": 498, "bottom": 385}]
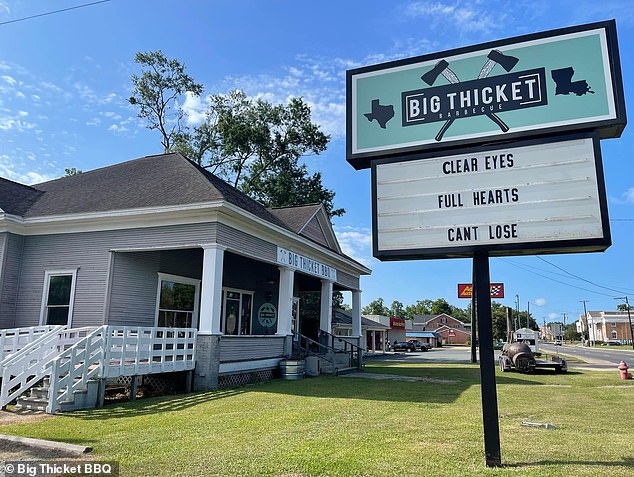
[{"left": 292, "top": 297, "right": 300, "bottom": 340}]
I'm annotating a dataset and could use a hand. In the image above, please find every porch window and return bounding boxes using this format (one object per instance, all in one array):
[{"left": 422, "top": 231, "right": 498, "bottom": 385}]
[
  {"left": 155, "top": 273, "right": 200, "bottom": 328},
  {"left": 221, "top": 288, "right": 253, "bottom": 335},
  {"left": 40, "top": 270, "right": 77, "bottom": 326}
]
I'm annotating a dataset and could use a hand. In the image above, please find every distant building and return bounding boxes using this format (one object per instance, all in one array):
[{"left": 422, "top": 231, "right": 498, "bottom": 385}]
[
  {"left": 577, "top": 311, "right": 634, "bottom": 344},
  {"left": 410, "top": 313, "right": 471, "bottom": 345}
]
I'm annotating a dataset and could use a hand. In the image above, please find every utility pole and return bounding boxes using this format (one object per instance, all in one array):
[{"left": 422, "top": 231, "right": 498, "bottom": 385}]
[
  {"left": 580, "top": 300, "right": 590, "bottom": 346},
  {"left": 527, "top": 301, "right": 530, "bottom": 328},
  {"left": 615, "top": 297, "right": 634, "bottom": 351},
  {"left": 515, "top": 294, "right": 520, "bottom": 330},
  {"left": 562, "top": 313, "right": 567, "bottom": 344}
]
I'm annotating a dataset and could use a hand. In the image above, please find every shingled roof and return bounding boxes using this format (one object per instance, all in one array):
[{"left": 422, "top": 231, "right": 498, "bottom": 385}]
[
  {"left": 0, "top": 154, "right": 359, "bottom": 259},
  {"left": 0, "top": 177, "right": 44, "bottom": 216},
  {"left": 14, "top": 153, "right": 275, "bottom": 227}
]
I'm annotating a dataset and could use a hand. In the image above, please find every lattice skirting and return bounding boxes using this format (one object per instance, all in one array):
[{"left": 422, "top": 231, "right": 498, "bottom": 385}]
[
  {"left": 218, "top": 368, "right": 278, "bottom": 389},
  {"left": 105, "top": 371, "right": 189, "bottom": 400}
]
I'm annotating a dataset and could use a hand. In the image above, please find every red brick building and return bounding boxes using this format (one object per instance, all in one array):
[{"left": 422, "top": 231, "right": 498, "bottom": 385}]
[{"left": 411, "top": 313, "right": 471, "bottom": 345}]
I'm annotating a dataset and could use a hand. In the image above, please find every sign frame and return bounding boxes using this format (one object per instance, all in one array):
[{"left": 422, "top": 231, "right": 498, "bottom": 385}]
[
  {"left": 370, "top": 132, "right": 611, "bottom": 261},
  {"left": 347, "top": 20, "right": 626, "bottom": 170}
]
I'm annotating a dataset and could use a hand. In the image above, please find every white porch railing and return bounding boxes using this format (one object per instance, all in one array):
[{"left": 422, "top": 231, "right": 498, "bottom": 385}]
[
  {"left": 0, "top": 327, "right": 94, "bottom": 407},
  {"left": 102, "top": 326, "right": 197, "bottom": 378},
  {"left": 47, "top": 326, "right": 197, "bottom": 413},
  {"left": 0, "top": 325, "right": 64, "bottom": 362}
]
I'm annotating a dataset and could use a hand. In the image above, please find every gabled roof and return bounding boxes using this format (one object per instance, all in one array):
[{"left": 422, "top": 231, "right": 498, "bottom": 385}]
[
  {"left": 0, "top": 177, "right": 44, "bottom": 216},
  {"left": 269, "top": 203, "right": 341, "bottom": 253}
]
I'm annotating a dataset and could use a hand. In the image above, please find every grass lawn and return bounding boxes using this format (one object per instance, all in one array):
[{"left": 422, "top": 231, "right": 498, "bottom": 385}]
[{"left": 1, "top": 362, "right": 634, "bottom": 476}]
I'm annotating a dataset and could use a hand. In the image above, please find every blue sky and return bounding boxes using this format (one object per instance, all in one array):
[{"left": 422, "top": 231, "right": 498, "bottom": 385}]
[{"left": 1, "top": 0, "right": 633, "bottom": 325}]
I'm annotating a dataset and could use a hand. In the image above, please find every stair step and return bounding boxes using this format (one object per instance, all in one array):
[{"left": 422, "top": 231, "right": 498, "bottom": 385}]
[{"left": 15, "top": 396, "right": 48, "bottom": 412}]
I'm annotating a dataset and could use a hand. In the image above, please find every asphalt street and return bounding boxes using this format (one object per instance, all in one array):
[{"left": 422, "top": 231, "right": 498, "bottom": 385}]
[{"left": 368, "top": 344, "right": 634, "bottom": 372}]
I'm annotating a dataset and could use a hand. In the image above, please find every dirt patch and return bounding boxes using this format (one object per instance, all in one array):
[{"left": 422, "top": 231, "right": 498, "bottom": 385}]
[{"left": 0, "top": 409, "right": 51, "bottom": 426}]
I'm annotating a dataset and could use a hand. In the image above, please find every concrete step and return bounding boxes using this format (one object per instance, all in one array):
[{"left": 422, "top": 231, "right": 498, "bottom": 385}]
[{"left": 15, "top": 396, "right": 47, "bottom": 412}]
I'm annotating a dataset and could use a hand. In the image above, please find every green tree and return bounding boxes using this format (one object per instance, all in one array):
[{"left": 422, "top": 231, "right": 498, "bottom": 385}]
[
  {"left": 390, "top": 300, "right": 405, "bottom": 318},
  {"left": 64, "top": 167, "right": 82, "bottom": 176},
  {"left": 431, "top": 298, "right": 453, "bottom": 316},
  {"left": 404, "top": 300, "right": 433, "bottom": 320},
  {"left": 129, "top": 50, "right": 203, "bottom": 153},
  {"left": 617, "top": 303, "right": 633, "bottom": 311},
  {"left": 362, "top": 298, "right": 390, "bottom": 316}
]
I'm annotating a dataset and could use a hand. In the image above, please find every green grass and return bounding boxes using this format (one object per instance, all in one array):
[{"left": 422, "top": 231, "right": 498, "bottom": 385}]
[{"left": 1, "top": 363, "right": 634, "bottom": 476}]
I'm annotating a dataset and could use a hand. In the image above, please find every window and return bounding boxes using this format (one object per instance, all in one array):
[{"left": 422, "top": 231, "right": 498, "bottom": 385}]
[
  {"left": 40, "top": 270, "right": 77, "bottom": 326},
  {"left": 612, "top": 330, "right": 618, "bottom": 340},
  {"left": 155, "top": 273, "right": 200, "bottom": 328},
  {"left": 611, "top": 322, "right": 617, "bottom": 328},
  {"left": 221, "top": 288, "right": 253, "bottom": 335}
]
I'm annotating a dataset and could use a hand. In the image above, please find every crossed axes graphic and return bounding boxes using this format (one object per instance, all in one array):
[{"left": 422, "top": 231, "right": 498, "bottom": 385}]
[{"left": 421, "top": 50, "right": 519, "bottom": 141}]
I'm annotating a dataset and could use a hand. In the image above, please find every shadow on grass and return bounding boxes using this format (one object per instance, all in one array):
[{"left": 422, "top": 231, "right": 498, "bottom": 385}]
[
  {"left": 61, "top": 364, "right": 580, "bottom": 420},
  {"left": 67, "top": 387, "right": 246, "bottom": 420},
  {"left": 505, "top": 456, "right": 634, "bottom": 468}
]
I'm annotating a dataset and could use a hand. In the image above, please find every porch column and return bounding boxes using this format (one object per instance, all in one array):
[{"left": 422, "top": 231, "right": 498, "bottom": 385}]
[
  {"left": 199, "top": 245, "right": 225, "bottom": 335},
  {"left": 195, "top": 244, "right": 224, "bottom": 391},
  {"left": 319, "top": 279, "right": 333, "bottom": 334},
  {"left": 277, "top": 266, "right": 294, "bottom": 336},
  {"left": 351, "top": 289, "right": 362, "bottom": 338}
]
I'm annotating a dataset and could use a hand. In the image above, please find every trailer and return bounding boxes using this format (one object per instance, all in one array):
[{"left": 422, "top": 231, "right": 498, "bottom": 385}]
[{"left": 499, "top": 341, "right": 568, "bottom": 373}]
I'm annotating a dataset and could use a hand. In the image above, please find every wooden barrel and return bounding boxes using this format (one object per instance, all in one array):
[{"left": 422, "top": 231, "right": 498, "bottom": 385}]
[{"left": 279, "top": 359, "right": 305, "bottom": 380}]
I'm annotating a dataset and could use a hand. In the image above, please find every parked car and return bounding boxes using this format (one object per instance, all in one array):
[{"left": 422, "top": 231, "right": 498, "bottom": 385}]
[
  {"left": 408, "top": 340, "right": 430, "bottom": 351},
  {"left": 553, "top": 340, "right": 562, "bottom": 346},
  {"left": 392, "top": 341, "right": 416, "bottom": 352},
  {"left": 604, "top": 340, "right": 622, "bottom": 346}
]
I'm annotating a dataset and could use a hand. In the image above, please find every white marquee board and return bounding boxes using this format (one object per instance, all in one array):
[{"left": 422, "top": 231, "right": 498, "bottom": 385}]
[{"left": 372, "top": 134, "right": 610, "bottom": 259}]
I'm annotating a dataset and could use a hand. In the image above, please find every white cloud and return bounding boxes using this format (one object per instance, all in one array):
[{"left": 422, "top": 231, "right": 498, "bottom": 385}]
[
  {"left": 333, "top": 225, "right": 375, "bottom": 267},
  {"left": 624, "top": 188, "right": 634, "bottom": 204},
  {"left": 548, "top": 312, "right": 560, "bottom": 321},
  {"left": 404, "top": 1, "right": 498, "bottom": 34},
  {"left": 108, "top": 124, "right": 128, "bottom": 133},
  {"left": 0, "top": 115, "right": 36, "bottom": 131},
  {"left": 1, "top": 75, "right": 16, "bottom": 86},
  {"left": 0, "top": 154, "right": 55, "bottom": 185},
  {"left": 533, "top": 298, "right": 546, "bottom": 306},
  {"left": 182, "top": 91, "right": 208, "bottom": 125}
]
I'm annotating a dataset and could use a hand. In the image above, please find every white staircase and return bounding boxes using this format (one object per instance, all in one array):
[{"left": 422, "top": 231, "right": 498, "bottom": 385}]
[{"left": 0, "top": 325, "right": 197, "bottom": 413}]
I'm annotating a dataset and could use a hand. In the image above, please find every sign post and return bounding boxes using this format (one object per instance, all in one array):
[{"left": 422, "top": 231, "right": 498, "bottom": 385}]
[{"left": 473, "top": 253, "right": 501, "bottom": 467}]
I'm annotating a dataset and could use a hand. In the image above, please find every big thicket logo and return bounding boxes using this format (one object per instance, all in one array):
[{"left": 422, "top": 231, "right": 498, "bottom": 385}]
[{"left": 363, "top": 49, "right": 593, "bottom": 142}]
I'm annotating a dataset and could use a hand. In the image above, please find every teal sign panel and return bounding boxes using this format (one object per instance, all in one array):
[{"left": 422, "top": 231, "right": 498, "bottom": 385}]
[{"left": 347, "top": 20, "right": 626, "bottom": 169}]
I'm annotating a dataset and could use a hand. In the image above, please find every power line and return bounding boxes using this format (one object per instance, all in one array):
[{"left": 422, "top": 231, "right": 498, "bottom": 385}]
[
  {"left": 499, "top": 258, "right": 619, "bottom": 298},
  {"left": 535, "top": 255, "right": 634, "bottom": 295},
  {"left": 0, "top": 0, "right": 111, "bottom": 26}
]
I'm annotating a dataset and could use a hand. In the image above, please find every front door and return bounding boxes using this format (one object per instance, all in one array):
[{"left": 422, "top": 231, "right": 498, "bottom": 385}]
[{"left": 292, "top": 297, "right": 300, "bottom": 340}]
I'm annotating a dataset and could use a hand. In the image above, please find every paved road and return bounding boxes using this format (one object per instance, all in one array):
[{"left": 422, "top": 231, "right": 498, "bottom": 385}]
[
  {"left": 369, "top": 344, "right": 634, "bottom": 372},
  {"left": 540, "top": 342, "right": 634, "bottom": 371}
]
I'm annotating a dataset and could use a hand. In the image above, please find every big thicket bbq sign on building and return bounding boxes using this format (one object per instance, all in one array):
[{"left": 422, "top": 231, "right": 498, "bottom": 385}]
[{"left": 346, "top": 20, "right": 626, "bottom": 261}]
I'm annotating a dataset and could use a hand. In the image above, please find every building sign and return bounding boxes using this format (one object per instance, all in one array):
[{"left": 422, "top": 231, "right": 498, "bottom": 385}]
[
  {"left": 372, "top": 134, "right": 610, "bottom": 260},
  {"left": 448, "top": 330, "right": 456, "bottom": 337},
  {"left": 390, "top": 317, "right": 405, "bottom": 329},
  {"left": 458, "top": 283, "right": 505, "bottom": 299},
  {"left": 257, "top": 303, "right": 277, "bottom": 328},
  {"left": 347, "top": 20, "right": 625, "bottom": 169},
  {"left": 277, "top": 247, "right": 337, "bottom": 281}
]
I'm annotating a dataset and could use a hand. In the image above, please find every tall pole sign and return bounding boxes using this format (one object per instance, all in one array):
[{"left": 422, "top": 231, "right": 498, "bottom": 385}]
[{"left": 346, "top": 20, "right": 626, "bottom": 468}]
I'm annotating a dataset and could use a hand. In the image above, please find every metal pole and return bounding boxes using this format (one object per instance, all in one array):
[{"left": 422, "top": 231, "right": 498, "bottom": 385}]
[
  {"left": 527, "top": 301, "right": 530, "bottom": 328},
  {"left": 581, "top": 300, "right": 590, "bottom": 346},
  {"left": 471, "top": 259, "right": 477, "bottom": 363},
  {"left": 474, "top": 252, "right": 501, "bottom": 467}
]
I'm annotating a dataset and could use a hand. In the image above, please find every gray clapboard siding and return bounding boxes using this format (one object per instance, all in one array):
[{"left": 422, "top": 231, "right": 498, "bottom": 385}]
[
  {"left": 108, "top": 248, "right": 204, "bottom": 327},
  {"left": 13, "top": 222, "right": 218, "bottom": 328},
  {"left": 336, "top": 270, "right": 359, "bottom": 290},
  {"left": 0, "top": 233, "right": 23, "bottom": 328},
  {"left": 216, "top": 223, "right": 277, "bottom": 262},
  {"left": 301, "top": 217, "right": 329, "bottom": 248},
  {"left": 219, "top": 336, "right": 286, "bottom": 362}
]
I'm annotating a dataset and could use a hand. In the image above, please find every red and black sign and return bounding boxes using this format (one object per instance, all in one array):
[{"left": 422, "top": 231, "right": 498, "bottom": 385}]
[
  {"left": 390, "top": 317, "right": 406, "bottom": 329},
  {"left": 458, "top": 283, "right": 505, "bottom": 299}
]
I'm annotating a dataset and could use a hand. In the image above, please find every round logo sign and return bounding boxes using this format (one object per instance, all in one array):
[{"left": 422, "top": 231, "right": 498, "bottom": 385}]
[{"left": 257, "top": 303, "right": 277, "bottom": 328}]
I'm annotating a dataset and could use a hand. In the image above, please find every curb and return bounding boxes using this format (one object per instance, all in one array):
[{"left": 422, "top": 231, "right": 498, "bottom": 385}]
[{"left": 0, "top": 434, "right": 92, "bottom": 455}]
